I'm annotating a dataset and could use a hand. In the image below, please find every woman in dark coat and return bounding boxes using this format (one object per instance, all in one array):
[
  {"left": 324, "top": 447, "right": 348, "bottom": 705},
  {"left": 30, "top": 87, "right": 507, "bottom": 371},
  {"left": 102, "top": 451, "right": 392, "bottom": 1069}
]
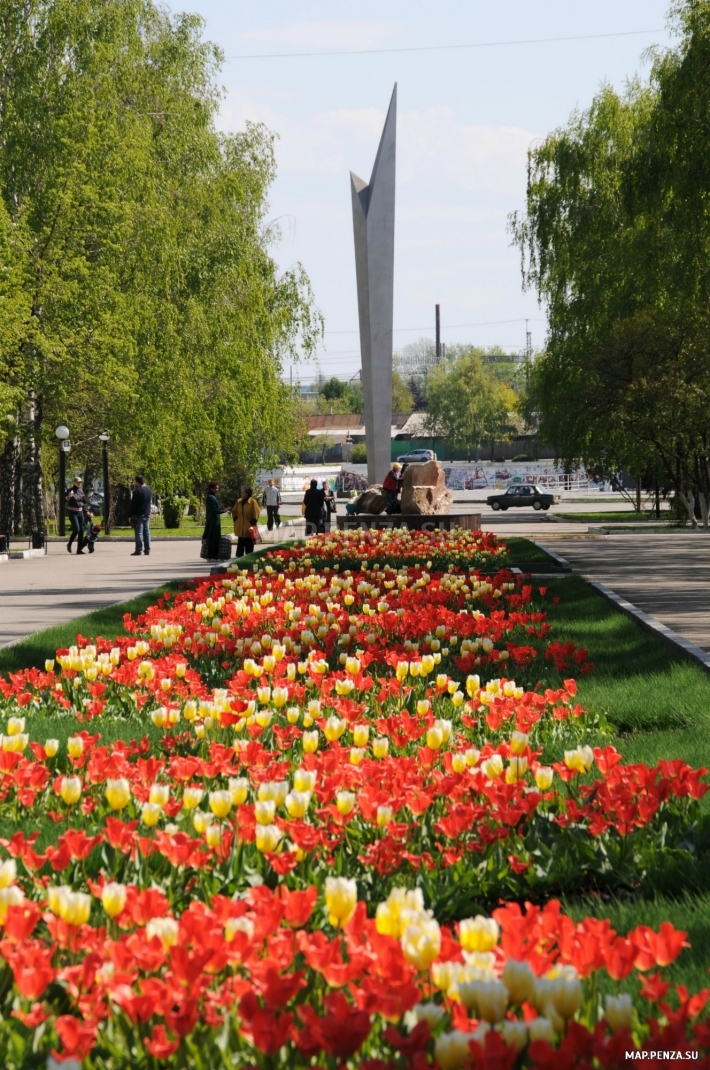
[
  {"left": 302, "top": 479, "right": 326, "bottom": 536},
  {"left": 202, "top": 481, "right": 222, "bottom": 561}
]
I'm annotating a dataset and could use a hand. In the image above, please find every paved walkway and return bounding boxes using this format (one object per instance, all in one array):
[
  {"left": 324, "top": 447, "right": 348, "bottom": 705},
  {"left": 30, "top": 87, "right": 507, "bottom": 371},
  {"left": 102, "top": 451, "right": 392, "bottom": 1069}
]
[{"left": 536, "top": 532, "right": 710, "bottom": 653}]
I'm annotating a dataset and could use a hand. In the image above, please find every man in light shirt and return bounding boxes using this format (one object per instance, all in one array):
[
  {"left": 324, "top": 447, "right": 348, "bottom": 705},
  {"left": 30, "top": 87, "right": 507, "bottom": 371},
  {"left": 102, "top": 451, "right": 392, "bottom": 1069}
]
[{"left": 263, "top": 479, "right": 282, "bottom": 531}]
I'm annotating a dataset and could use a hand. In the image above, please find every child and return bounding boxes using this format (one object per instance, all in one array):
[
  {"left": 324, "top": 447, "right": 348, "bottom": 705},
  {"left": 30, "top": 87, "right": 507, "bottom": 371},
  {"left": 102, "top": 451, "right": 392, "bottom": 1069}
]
[{"left": 84, "top": 512, "right": 102, "bottom": 554}]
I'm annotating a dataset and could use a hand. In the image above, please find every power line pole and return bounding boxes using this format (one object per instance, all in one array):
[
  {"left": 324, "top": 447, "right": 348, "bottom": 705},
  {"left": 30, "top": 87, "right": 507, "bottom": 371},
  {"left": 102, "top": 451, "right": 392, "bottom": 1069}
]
[
  {"left": 435, "top": 304, "right": 441, "bottom": 362},
  {"left": 525, "top": 319, "right": 532, "bottom": 361}
]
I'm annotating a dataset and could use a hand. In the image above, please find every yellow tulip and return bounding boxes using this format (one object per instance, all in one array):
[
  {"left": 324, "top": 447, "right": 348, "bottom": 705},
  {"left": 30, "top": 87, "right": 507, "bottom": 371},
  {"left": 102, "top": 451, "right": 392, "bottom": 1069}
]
[
  {"left": 285, "top": 790, "right": 310, "bottom": 819},
  {"left": 101, "top": 882, "right": 127, "bottom": 918},
  {"left": 44, "top": 739, "right": 59, "bottom": 758},
  {"left": 605, "top": 992, "right": 633, "bottom": 1031},
  {"left": 502, "top": 958, "right": 536, "bottom": 1004},
  {"left": 534, "top": 766, "right": 554, "bottom": 791},
  {"left": 0, "top": 885, "right": 23, "bottom": 922},
  {"left": 255, "top": 823, "right": 282, "bottom": 853},
  {"left": 228, "top": 777, "right": 249, "bottom": 805},
  {"left": 510, "top": 731, "right": 529, "bottom": 755},
  {"left": 434, "top": 1031, "right": 471, "bottom": 1070},
  {"left": 302, "top": 730, "right": 319, "bottom": 754},
  {"left": 205, "top": 824, "right": 222, "bottom": 848},
  {"left": 352, "top": 724, "right": 369, "bottom": 747},
  {"left": 372, "top": 737, "right": 389, "bottom": 759},
  {"left": 255, "top": 800, "right": 276, "bottom": 825},
  {"left": 60, "top": 776, "right": 82, "bottom": 805},
  {"left": 146, "top": 916, "right": 179, "bottom": 949},
  {"left": 426, "top": 726, "right": 444, "bottom": 750},
  {"left": 481, "top": 755, "right": 504, "bottom": 780},
  {"left": 149, "top": 784, "right": 170, "bottom": 808},
  {"left": 182, "top": 786, "right": 204, "bottom": 810},
  {"left": 293, "top": 768, "right": 315, "bottom": 793},
  {"left": 209, "top": 790, "right": 232, "bottom": 819},
  {"left": 401, "top": 916, "right": 441, "bottom": 970},
  {"left": 325, "top": 876, "right": 357, "bottom": 928},
  {"left": 0, "top": 860, "right": 16, "bottom": 889},
  {"left": 6, "top": 717, "right": 24, "bottom": 737},
  {"left": 105, "top": 778, "right": 131, "bottom": 811},
  {"left": 141, "top": 802, "right": 162, "bottom": 827},
  {"left": 376, "top": 804, "right": 393, "bottom": 827},
  {"left": 193, "top": 810, "right": 214, "bottom": 834},
  {"left": 336, "top": 791, "right": 356, "bottom": 816},
  {"left": 459, "top": 915, "right": 499, "bottom": 953},
  {"left": 67, "top": 736, "right": 84, "bottom": 759}
]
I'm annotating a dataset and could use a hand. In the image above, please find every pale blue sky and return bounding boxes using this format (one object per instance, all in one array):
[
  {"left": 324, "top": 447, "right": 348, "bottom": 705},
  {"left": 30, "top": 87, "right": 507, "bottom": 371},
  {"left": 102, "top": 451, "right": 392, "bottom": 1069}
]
[{"left": 165, "top": 1, "right": 673, "bottom": 383}]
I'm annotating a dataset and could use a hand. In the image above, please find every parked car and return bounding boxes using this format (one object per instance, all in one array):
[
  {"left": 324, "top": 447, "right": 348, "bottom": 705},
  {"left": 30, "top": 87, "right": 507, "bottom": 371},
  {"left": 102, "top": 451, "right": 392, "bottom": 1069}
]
[
  {"left": 397, "top": 449, "right": 437, "bottom": 464},
  {"left": 486, "top": 484, "right": 556, "bottom": 511}
]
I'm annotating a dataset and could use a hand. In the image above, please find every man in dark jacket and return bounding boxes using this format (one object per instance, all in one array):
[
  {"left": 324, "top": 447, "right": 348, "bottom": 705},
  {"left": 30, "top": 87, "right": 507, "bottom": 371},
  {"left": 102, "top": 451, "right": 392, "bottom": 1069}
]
[
  {"left": 66, "top": 477, "right": 87, "bottom": 554},
  {"left": 130, "top": 475, "right": 152, "bottom": 556}
]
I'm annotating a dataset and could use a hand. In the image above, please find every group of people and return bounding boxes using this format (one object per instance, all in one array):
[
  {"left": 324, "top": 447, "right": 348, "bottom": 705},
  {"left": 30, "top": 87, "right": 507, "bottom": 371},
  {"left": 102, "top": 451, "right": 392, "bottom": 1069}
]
[
  {"left": 65, "top": 477, "right": 102, "bottom": 555},
  {"left": 65, "top": 473, "right": 152, "bottom": 557},
  {"left": 302, "top": 479, "right": 336, "bottom": 534},
  {"left": 202, "top": 483, "right": 262, "bottom": 562},
  {"left": 201, "top": 477, "right": 337, "bottom": 562}
]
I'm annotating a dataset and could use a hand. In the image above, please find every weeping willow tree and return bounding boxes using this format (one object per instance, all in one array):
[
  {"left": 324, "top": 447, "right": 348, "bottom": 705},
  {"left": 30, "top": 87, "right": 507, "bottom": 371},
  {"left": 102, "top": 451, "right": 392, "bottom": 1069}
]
[
  {"left": 511, "top": 0, "right": 710, "bottom": 525},
  {"left": 0, "top": 0, "right": 321, "bottom": 535}
]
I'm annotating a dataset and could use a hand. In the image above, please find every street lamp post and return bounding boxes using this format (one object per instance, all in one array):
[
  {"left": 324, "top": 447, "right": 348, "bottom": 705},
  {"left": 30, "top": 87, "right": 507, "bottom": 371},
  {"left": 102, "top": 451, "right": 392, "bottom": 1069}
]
[
  {"left": 98, "top": 432, "right": 110, "bottom": 534},
  {"left": 54, "top": 425, "right": 70, "bottom": 536}
]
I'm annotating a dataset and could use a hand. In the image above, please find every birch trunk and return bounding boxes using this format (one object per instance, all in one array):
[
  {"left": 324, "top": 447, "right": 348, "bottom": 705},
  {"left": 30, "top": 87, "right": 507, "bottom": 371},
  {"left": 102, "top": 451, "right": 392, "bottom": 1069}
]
[
  {"left": 0, "top": 432, "right": 21, "bottom": 537},
  {"left": 21, "top": 391, "right": 43, "bottom": 534}
]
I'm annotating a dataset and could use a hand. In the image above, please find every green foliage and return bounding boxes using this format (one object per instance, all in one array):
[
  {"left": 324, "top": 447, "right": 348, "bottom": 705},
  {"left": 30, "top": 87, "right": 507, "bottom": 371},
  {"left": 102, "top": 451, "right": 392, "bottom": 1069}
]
[
  {"left": 161, "top": 496, "right": 186, "bottom": 529},
  {"left": 0, "top": 0, "right": 322, "bottom": 533},
  {"left": 350, "top": 444, "right": 367, "bottom": 463},
  {"left": 392, "top": 369, "right": 414, "bottom": 411},
  {"left": 511, "top": 0, "right": 710, "bottom": 525},
  {"left": 423, "top": 348, "right": 518, "bottom": 458}
]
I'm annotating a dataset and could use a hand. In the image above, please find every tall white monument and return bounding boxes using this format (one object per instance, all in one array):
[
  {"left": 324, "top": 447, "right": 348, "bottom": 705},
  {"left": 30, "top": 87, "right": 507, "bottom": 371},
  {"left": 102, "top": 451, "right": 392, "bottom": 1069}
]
[{"left": 350, "top": 85, "right": 396, "bottom": 487}]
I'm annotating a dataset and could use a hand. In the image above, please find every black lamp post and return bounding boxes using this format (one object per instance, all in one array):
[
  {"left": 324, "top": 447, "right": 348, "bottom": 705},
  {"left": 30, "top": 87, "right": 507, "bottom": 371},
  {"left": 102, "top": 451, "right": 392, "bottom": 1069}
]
[
  {"left": 55, "top": 425, "right": 70, "bottom": 536},
  {"left": 99, "top": 431, "right": 110, "bottom": 534}
]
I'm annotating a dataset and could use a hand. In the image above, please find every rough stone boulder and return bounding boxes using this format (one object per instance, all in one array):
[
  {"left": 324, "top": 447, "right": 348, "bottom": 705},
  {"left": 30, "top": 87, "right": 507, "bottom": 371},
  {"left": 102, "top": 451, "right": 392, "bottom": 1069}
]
[
  {"left": 358, "top": 485, "right": 387, "bottom": 514},
  {"left": 400, "top": 460, "right": 453, "bottom": 515}
]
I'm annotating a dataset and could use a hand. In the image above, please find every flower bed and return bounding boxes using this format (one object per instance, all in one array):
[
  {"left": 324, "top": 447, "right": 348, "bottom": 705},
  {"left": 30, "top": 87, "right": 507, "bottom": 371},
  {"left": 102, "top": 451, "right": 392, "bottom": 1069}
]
[{"left": 0, "top": 528, "right": 707, "bottom": 1066}]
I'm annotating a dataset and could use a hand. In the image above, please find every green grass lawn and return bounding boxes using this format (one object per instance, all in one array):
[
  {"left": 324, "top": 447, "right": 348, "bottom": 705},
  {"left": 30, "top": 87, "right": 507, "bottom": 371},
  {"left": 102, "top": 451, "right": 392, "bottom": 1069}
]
[
  {"left": 556, "top": 510, "right": 672, "bottom": 523},
  {"left": 503, "top": 536, "right": 558, "bottom": 564}
]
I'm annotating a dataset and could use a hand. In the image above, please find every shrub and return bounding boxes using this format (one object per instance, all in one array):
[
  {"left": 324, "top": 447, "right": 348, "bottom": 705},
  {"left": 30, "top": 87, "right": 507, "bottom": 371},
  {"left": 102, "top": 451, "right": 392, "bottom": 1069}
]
[
  {"left": 351, "top": 444, "right": 367, "bottom": 463},
  {"left": 162, "top": 496, "right": 186, "bottom": 528}
]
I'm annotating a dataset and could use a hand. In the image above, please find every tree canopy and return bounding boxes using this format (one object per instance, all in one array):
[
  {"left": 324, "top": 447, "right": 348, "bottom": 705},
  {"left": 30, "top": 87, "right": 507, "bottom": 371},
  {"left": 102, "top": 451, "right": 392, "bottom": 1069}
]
[
  {"left": 423, "top": 348, "right": 518, "bottom": 460},
  {"left": 0, "top": 0, "right": 321, "bottom": 534},
  {"left": 512, "top": 0, "right": 710, "bottom": 524}
]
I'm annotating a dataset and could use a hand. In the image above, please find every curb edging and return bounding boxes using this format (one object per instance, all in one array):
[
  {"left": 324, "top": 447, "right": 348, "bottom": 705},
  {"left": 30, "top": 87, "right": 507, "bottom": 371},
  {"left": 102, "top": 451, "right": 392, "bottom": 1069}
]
[{"left": 590, "top": 581, "right": 710, "bottom": 675}]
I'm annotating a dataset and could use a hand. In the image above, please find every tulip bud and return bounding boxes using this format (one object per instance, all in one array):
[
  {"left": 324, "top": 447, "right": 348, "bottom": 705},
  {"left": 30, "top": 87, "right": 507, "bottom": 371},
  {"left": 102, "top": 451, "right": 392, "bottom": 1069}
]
[
  {"left": 510, "top": 731, "right": 529, "bottom": 755},
  {"left": 376, "top": 804, "right": 393, "bottom": 827},
  {"left": 528, "top": 1017, "right": 555, "bottom": 1043},
  {"left": 141, "top": 802, "right": 162, "bottom": 827},
  {"left": 293, "top": 768, "right": 315, "bottom": 793},
  {"left": 44, "top": 739, "right": 59, "bottom": 758},
  {"left": 146, "top": 916, "right": 179, "bottom": 949},
  {"left": 502, "top": 958, "right": 536, "bottom": 1005},
  {"left": 254, "top": 800, "right": 276, "bottom": 825},
  {"left": 372, "top": 737, "right": 389, "bottom": 759},
  {"left": 182, "top": 786, "right": 204, "bottom": 810},
  {"left": 192, "top": 810, "right": 213, "bottom": 834},
  {"left": 255, "top": 823, "right": 282, "bottom": 853},
  {"left": 209, "top": 790, "right": 232, "bottom": 819},
  {"left": 60, "top": 776, "right": 82, "bottom": 805},
  {"left": 0, "top": 859, "right": 16, "bottom": 889},
  {"left": 105, "top": 778, "right": 131, "bottom": 811},
  {"left": 434, "top": 1031, "right": 471, "bottom": 1070},
  {"left": 67, "top": 736, "right": 84, "bottom": 759},
  {"left": 500, "top": 1019, "right": 527, "bottom": 1052},
  {"left": 336, "top": 791, "right": 356, "bottom": 816},
  {"left": 228, "top": 777, "right": 249, "bottom": 805},
  {"left": 149, "top": 784, "right": 170, "bottom": 808},
  {"left": 302, "top": 730, "right": 319, "bottom": 754},
  {"left": 324, "top": 876, "right": 357, "bottom": 928},
  {"left": 605, "top": 992, "right": 633, "bottom": 1031},
  {"left": 459, "top": 915, "right": 499, "bottom": 953},
  {"left": 481, "top": 755, "right": 504, "bottom": 780},
  {"left": 401, "top": 916, "right": 441, "bottom": 970},
  {"left": 352, "top": 724, "right": 369, "bottom": 747},
  {"left": 101, "top": 882, "right": 127, "bottom": 918},
  {"left": 534, "top": 766, "right": 554, "bottom": 791},
  {"left": 285, "top": 790, "right": 310, "bottom": 819}
]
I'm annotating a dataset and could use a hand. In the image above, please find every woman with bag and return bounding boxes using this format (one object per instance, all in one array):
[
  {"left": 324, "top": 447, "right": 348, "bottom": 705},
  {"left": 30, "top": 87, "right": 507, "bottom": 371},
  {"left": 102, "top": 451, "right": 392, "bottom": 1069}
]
[
  {"left": 232, "top": 486, "right": 260, "bottom": 557},
  {"left": 202, "top": 482, "right": 222, "bottom": 561}
]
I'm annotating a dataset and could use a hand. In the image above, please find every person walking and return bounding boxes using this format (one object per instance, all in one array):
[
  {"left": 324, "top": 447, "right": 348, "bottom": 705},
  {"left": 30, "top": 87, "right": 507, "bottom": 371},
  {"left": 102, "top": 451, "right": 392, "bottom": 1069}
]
[
  {"left": 323, "top": 484, "right": 336, "bottom": 531},
  {"left": 263, "top": 479, "right": 282, "bottom": 532},
  {"left": 232, "top": 485, "right": 260, "bottom": 557},
  {"left": 202, "top": 481, "right": 222, "bottom": 561},
  {"left": 66, "top": 477, "right": 87, "bottom": 554},
  {"left": 130, "top": 475, "right": 152, "bottom": 556},
  {"left": 302, "top": 479, "right": 326, "bottom": 535}
]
